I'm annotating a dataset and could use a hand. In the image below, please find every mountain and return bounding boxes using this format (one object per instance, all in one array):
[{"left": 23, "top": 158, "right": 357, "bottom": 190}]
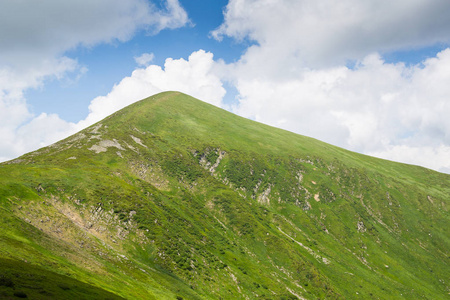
[{"left": 0, "top": 91, "right": 448, "bottom": 299}]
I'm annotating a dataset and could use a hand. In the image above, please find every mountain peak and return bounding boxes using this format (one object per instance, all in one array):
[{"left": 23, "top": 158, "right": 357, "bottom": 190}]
[{"left": 1, "top": 92, "right": 449, "bottom": 299}]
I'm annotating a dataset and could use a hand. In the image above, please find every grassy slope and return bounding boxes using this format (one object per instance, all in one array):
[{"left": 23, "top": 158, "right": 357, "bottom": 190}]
[{"left": 0, "top": 91, "right": 449, "bottom": 299}]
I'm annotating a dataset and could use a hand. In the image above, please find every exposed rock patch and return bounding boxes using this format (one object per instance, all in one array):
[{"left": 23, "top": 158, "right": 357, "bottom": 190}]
[
  {"left": 131, "top": 135, "right": 148, "bottom": 148},
  {"left": 89, "top": 145, "right": 107, "bottom": 153},
  {"left": 89, "top": 123, "right": 103, "bottom": 134},
  {"left": 89, "top": 139, "right": 125, "bottom": 153},
  {"left": 297, "top": 171, "right": 304, "bottom": 183},
  {"left": 124, "top": 141, "right": 137, "bottom": 152},
  {"left": 257, "top": 185, "right": 272, "bottom": 205},
  {"left": 357, "top": 221, "right": 366, "bottom": 233},
  {"left": 67, "top": 133, "right": 86, "bottom": 144},
  {"left": 196, "top": 148, "right": 226, "bottom": 173},
  {"left": 210, "top": 151, "right": 226, "bottom": 173},
  {"left": 301, "top": 199, "right": 312, "bottom": 211}
]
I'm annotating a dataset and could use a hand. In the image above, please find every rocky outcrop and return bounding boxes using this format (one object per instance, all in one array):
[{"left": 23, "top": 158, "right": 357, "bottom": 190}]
[{"left": 88, "top": 139, "right": 125, "bottom": 153}]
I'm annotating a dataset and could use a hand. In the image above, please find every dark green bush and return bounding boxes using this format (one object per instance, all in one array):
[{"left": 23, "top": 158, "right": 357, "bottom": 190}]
[
  {"left": 58, "top": 283, "right": 71, "bottom": 290},
  {"left": 0, "top": 275, "right": 14, "bottom": 288},
  {"left": 13, "top": 291, "right": 27, "bottom": 298}
]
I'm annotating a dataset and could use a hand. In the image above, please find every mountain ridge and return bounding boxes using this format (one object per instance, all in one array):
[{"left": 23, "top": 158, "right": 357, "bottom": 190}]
[{"left": 0, "top": 91, "right": 448, "bottom": 299}]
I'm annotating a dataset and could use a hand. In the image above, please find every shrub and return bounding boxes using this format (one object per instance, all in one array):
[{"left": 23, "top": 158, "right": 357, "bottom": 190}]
[
  {"left": 13, "top": 291, "right": 27, "bottom": 298},
  {"left": 0, "top": 275, "right": 14, "bottom": 288},
  {"left": 57, "top": 283, "right": 71, "bottom": 290}
]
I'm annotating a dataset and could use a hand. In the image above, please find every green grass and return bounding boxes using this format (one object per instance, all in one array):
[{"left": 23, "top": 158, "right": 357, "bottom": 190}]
[
  {"left": 0, "top": 91, "right": 449, "bottom": 299},
  {"left": 0, "top": 257, "right": 124, "bottom": 299}
]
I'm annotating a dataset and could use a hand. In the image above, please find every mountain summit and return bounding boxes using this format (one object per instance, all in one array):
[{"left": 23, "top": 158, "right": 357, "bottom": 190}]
[{"left": 1, "top": 91, "right": 449, "bottom": 299}]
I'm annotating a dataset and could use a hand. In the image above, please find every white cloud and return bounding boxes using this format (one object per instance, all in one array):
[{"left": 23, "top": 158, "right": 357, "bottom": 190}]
[
  {"left": 0, "top": 0, "right": 190, "bottom": 162},
  {"left": 2, "top": 0, "right": 450, "bottom": 176},
  {"left": 0, "top": 0, "right": 190, "bottom": 89},
  {"left": 0, "top": 99, "right": 78, "bottom": 162},
  {"left": 14, "top": 113, "right": 78, "bottom": 156},
  {"left": 135, "top": 53, "right": 155, "bottom": 66},
  {"left": 80, "top": 50, "right": 226, "bottom": 127},
  {"left": 207, "top": 0, "right": 450, "bottom": 173},
  {"left": 0, "top": 0, "right": 189, "bottom": 69},
  {"left": 0, "top": 50, "right": 224, "bottom": 162},
  {"left": 213, "top": 0, "right": 450, "bottom": 68},
  {"left": 155, "top": 0, "right": 192, "bottom": 33},
  {"left": 369, "top": 145, "right": 450, "bottom": 174},
  {"left": 226, "top": 49, "right": 450, "bottom": 173}
]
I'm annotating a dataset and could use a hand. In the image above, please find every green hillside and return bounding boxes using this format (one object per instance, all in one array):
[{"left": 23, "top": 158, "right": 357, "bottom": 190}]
[{"left": 0, "top": 91, "right": 448, "bottom": 299}]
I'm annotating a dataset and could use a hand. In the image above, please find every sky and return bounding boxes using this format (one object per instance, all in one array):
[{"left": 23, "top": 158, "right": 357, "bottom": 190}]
[{"left": 1, "top": 0, "right": 450, "bottom": 173}]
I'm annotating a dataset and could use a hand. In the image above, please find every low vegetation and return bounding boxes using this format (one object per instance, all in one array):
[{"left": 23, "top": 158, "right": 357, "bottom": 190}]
[{"left": 0, "top": 91, "right": 448, "bottom": 299}]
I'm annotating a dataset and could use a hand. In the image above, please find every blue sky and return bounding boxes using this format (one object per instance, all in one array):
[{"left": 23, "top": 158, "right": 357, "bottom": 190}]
[
  {"left": 1, "top": 0, "right": 450, "bottom": 173},
  {"left": 25, "top": 0, "right": 244, "bottom": 122}
]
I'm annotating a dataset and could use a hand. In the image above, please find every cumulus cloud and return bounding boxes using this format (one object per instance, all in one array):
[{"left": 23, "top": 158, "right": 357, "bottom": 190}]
[
  {"left": 12, "top": 113, "right": 78, "bottom": 158},
  {"left": 369, "top": 145, "right": 450, "bottom": 173},
  {"left": 207, "top": 0, "right": 450, "bottom": 173},
  {"left": 0, "top": 56, "right": 80, "bottom": 161},
  {"left": 0, "top": 0, "right": 189, "bottom": 68},
  {"left": 135, "top": 53, "right": 155, "bottom": 66},
  {"left": 155, "top": 0, "right": 192, "bottom": 33},
  {"left": 3, "top": 0, "right": 450, "bottom": 175},
  {"left": 0, "top": 102, "right": 78, "bottom": 162},
  {"left": 0, "top": 0, "right": 190, "bottom": 162},
  {"left": 1, "top": 49, "right": 224, "bottom": 162},
  {"left": 0, "top": 0, "right": 190, "bottom": 91},
  {"left": 80, "top": 50, "right": 226, "bottom": 127},
  {"left": 213, "top": 0, "right": 450, "bottom": 68},
  {"left": 227, "top": 49, "right": 450, "bottom": 173}
]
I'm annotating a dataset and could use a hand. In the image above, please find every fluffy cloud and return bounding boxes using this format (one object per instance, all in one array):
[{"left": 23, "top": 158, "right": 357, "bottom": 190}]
[
  {"left": 0, "top": 0, "right": 190, "bottom": 162},
  {"left": 1, "top": 49, "right": 224, "bottom": 162},
  {"left": 155, "top": 0, "right": 192, "bottom": 33},
  {"left": 3, "top": 0, "right": 450, "bottom": 175},
  {"left": 208, "top": 0, "right": 450, "bottom": 173},
  {"left": 0, "top": 56, "right": 80, "bottom": 160},
  {"left": 80, "top": 50, "right": 226, "bottom": 127},
  {"left": 369, "top": 145, "right": 450, "bottom": 173},
  {"left": 135, "top": 53, "right": 155, "bottom": 66},
  {"left": 0, "top": 0, "right": 190, "bottom": 89},
  {"left": 0, "top": 0, "right": 189, "bottom": 68},
  {"left": 228, "top": 49, "right": 450, "bottom": 173},
  {"left": 7, "top": 114, "right": 78, "bottom": 161},
  {"left": 213, "top": 0, "right": 450, "bottom": 68},
  {"left": 0, "top": 98, "right": 78, "bottom": 161}
]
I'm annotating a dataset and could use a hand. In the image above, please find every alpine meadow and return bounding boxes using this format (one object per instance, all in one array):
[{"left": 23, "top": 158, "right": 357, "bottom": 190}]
[{"left": 0, "top": 91, "right": 449, "bottom": 299}]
